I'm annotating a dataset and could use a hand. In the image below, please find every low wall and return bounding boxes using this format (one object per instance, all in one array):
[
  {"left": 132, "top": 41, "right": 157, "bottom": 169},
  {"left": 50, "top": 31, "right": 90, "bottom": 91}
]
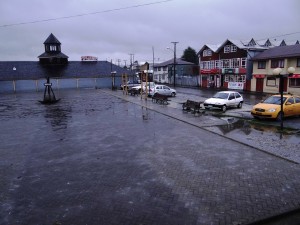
[{"left": 0, "top": 77, "right": 122, "bottom": 93}]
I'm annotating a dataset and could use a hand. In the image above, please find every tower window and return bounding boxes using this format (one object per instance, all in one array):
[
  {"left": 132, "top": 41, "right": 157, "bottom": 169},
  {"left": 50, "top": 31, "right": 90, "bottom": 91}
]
[{"left": 50, "top": 45, "right": 57, "bottom": 51}]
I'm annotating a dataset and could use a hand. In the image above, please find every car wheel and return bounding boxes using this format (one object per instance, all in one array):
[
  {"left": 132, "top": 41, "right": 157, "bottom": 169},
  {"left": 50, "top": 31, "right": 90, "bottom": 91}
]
[
  {"left": 237, "top": 102, "right": 243, "bottom": 108},
  {"left": 276, "top": 111, "right": 284, "bottom": 121},
  {"left": 205, "top": 107, "right": 210, "bottom": 110},
  {"left": 171, "top": 92, "right": 176, "bottom": 97},
  {"left": 222, "top": 105, "right": 227, "bottom": 112}
]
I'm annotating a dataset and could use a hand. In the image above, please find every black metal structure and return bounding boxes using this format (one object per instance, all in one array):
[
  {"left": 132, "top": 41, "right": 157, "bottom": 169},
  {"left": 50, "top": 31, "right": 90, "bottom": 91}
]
[{"left": 39, "top": 77, "right": 60, "bottom": 104}]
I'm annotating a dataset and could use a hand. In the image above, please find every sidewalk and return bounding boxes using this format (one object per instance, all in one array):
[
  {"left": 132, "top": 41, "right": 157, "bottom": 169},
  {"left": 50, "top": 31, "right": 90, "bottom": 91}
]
[
  {"left": 0, "top": 89, "right": 300, "bottom": 225},
  {"left": 109, "top": 89, "right": 300, "bottom": 164}
]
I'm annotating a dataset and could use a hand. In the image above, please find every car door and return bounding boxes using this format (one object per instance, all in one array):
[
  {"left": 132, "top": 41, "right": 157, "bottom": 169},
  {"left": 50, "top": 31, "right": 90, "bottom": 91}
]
[
  {"left": 227, "top": 93, "right": 236, "bottom": 106},
  {"left": 295, "top": 97, "right": 300, "bottom": 115},
  {"left": 234, "top": 92, "right": 242, "bottom": 105},
  {"left": 284, "top": 97, "right": 295, "bottom": 117},
  {"left": 155, "top": 85, "right": 162, "bottom": 94},
  {"left": 162, "top": 86, "right": 171, "bottom": 96}
]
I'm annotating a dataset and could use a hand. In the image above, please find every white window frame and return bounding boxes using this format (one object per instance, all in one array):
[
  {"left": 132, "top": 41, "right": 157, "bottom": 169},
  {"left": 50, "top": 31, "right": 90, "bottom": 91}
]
[
  {"left": 241, "top": 58, "right": 247, "bottom": 68},
  {"left": 224, "top": 45, "right": 230, "bottom": 53},
  {"left": 231, "top": 45, "right": 237, "bottom": 52},
  {"left": 215, "top": 60, "right": 220, "bottom": 69}
]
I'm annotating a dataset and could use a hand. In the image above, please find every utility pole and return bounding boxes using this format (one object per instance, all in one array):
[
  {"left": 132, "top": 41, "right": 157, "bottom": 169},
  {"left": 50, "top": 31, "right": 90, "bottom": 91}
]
[
  {"left": 129, "top": 53, "right": 134, "bottom": 81},
  {"left": 171, "top": 42, "right": 178, "bottom": 87}
]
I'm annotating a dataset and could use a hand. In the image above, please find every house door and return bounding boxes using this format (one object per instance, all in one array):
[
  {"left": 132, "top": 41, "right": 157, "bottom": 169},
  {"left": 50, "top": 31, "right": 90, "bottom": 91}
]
[
  {"left": 256, "top": 78, "right": 264, "bottom": 92},
  {"left": 279, "top": 77, "right": 288, "bottom": 92}
]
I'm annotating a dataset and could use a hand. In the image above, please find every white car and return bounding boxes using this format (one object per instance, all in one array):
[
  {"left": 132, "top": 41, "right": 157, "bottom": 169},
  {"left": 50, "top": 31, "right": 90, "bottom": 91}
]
[
  {"left": 204, "top": 91, "right": 243, "bottom": 112},
  {"left": 131, "top": 82, "right": 155, "bottom": 92},
  {"left": 149, "top": 85, "right": 176, "bottom": 97}
]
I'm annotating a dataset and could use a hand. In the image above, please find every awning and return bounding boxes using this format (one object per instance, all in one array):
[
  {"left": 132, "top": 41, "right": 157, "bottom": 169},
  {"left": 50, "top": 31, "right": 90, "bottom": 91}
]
[
  {"left": 289, "top": 74, "right": 300, "bottom": 78},
  {"left": 253, "top": 74, "right": 265, "bottom": 78},
  {"left": 200, "top": 69, "right": 219, "bottom": 74}
]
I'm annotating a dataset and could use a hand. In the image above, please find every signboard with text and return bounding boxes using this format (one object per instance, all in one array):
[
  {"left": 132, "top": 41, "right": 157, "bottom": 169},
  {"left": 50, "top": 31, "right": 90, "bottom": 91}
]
[{"left": 228, "top": 82, "right": 244, "bottom": 90}]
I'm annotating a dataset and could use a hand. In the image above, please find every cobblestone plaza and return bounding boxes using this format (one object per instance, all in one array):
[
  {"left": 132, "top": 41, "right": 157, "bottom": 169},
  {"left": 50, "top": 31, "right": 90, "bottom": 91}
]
[{"left": 1, "top": 89, "right": 300, "bottom": 225}]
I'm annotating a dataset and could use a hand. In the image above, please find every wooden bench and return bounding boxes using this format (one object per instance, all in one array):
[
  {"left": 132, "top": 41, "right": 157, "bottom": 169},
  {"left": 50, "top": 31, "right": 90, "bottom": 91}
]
[
  {"left": 152, "top": 93, "right": 169, "bottom": 105},
  {"left": 128, "top": 88, "right": 140, "bottom": 96},
  {"left": 182, "top": 100, "right": 202, "bottom": 113}
]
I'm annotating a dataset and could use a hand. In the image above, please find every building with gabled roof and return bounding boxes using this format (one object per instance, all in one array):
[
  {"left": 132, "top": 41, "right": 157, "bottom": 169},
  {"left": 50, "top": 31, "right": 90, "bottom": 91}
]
[
  {"left": 198, "top": 37, "right": 299, "bottom": 91},
  {"left": 153, "top": 58, "right": 198, "bottom": 85},
  {"left": 251, "top": 44, "right": 300, "bottom": 95}
]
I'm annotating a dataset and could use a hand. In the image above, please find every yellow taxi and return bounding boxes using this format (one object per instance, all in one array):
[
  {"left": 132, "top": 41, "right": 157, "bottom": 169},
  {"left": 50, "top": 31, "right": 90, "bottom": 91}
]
[{"left": 251, "top": 94, "right": 300, "bottom": 120}]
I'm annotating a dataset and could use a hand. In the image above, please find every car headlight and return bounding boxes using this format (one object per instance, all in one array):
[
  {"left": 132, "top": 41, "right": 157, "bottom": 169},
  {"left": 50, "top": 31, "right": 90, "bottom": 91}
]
[{"left": 268, "top": 108, "right": 276, "bottom": 112}]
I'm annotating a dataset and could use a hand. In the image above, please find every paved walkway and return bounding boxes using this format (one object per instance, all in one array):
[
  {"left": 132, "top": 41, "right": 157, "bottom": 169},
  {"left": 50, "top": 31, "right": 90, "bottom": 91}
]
[{"left": 1, "top": 89, "right": 300, "bottom": 225}]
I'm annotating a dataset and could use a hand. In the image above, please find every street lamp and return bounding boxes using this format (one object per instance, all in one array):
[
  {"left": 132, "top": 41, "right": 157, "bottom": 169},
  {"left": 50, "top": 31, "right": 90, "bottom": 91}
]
[
  {"left": 167, "top": 41, "right": 178, "bottom": 87},
  {"left": 272, "top": 66, "right": 295, "bottom": 130},
  {"left": 111, "top": 71, "right": 117, "bottom": 90}
]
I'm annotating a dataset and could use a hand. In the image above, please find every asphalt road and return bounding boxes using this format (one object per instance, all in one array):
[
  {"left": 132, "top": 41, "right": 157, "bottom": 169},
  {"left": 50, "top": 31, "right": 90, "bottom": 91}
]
[{"left": 0, "top": 88, "right": 299, "bottom": 225}]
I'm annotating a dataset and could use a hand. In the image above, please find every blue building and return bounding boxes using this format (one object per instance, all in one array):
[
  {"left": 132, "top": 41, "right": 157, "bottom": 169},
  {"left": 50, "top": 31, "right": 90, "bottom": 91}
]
[{"left": 0, "top": 33, "right": 133, "bottom": 93}]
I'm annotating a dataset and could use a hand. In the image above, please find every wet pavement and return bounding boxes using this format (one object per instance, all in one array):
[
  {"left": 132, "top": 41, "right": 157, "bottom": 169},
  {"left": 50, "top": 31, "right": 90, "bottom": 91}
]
[{"left": 0, "top": 88, "right": 300, "bottom": 225}]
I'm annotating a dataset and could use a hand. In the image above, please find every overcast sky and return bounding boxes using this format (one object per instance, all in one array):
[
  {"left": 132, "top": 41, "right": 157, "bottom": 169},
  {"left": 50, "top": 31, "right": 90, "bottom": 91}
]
[{"left": 1, "top": 0, "right": 300, "bottom": 66}]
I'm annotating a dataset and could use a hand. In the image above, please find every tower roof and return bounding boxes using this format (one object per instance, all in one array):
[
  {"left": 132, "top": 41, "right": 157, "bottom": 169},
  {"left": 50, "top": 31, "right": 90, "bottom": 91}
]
[{"left": 43, "top": 33, "right": 61, "bottom": 44}]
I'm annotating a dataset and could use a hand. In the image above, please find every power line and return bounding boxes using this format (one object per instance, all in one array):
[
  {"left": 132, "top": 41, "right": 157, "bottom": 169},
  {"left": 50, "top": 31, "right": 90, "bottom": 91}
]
[
  {"left": 257, "top": 31, "right": 300, "bottom": 41},
  {"left": 0, "top": 0, "right": 174, "bottom": 28}
]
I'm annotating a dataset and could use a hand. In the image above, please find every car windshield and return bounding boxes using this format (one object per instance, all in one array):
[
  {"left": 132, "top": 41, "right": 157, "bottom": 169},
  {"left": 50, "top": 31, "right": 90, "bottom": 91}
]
[
  {"left": 263, "top": 96, "right": 287, "bottom": 105},
  {"left": 213, "top": 92, "right": 229, "bottom": 99}
]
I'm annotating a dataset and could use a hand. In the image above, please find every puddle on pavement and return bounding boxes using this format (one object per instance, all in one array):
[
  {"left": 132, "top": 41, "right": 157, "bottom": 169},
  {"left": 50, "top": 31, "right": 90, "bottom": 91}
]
[{"left": 213, "top": 116, "right": 300, "bottom": 144}]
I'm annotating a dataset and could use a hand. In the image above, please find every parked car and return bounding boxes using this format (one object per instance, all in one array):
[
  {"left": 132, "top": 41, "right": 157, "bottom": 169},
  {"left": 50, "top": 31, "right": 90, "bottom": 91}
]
[
  {"left": 120, "top": 80, "right": 140, "bottom": 90},
  {"left": 204, "top": 91, "right": 243, "bottom": 112},
  {"left": 251, "top": 94, "right": 300, "bottom": 120},
  {"left": 131, "top": 82, "right": 155, "bottom": 93},
  {"left": 149, "top": 85, "right": 176, "bottom": 97}
]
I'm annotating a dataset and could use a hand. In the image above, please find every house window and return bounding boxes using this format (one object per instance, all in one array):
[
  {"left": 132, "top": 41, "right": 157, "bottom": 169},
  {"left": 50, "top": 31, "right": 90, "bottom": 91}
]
[
  {"left": 271, "top": 59, "right": 284, "bottom": 68},
  {"left": 163, "top": 66, "right": 167, "bottom": 71},
  {"left": 223, "top": 59, "right": 230, "bottom": 68},
  {"left": 241, "top": 58, "right": 247, "bottom": 68},
  {"left": 231, "top": 45, "right": 237, "bottom": 52},
  {"left": 224, "top": 45, "right": 230, "bottom": 53},
  {"left": 266, "top": 76, "right": 277, "bottom": 86},
  {"left": 215, "top": 60, "right": 220, "bottom": 68},
  {"left": 203, "top": 50, "right": 212, "bottom": 57},
  {"left": 232, "top": 58, "right": 240, "bottom": 68},
  {"left": 224, "top": 75, "right": 246, "bottom": 83},
  {"left": 258, "top": 61, "right": 266, "bottom": 69},
  {"left": 297, "top": 58, "right": 300, "bottom": 67},
  {"left": 289, "top": 78, "right": 300, "bottom": 87}
]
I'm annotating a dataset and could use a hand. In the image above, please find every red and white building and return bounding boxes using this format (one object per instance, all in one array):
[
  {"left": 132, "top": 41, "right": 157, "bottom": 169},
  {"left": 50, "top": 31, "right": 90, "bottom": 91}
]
[{"left": 198, "top": 38, "right": 299, "bottom": 92}]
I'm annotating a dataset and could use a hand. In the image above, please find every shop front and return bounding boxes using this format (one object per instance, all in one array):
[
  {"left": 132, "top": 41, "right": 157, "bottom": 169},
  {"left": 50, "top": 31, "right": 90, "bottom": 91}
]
[
  {"left": 200, "top": 69, "right": 220, "bottom": 88},
  {"left": 222, "top": 68, "right": 247, "bottom": 90}
]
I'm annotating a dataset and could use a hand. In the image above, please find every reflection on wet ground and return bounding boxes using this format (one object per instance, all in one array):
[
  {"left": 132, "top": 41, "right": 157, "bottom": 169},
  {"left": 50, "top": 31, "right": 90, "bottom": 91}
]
[
  {"left": 206, "top": 115, "right": 300, "bottom": 163},
  {"left": 215, "top": 116, "right": 300, "bottom": 143}
]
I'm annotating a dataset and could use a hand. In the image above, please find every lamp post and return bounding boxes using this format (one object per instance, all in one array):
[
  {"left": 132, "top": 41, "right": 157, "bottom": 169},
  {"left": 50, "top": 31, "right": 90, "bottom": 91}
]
[
  {"left": 167, "top": 41, "right": 178, "bottom": 87},
  {"left": 272, "top": 66, "right": 295, "bottom": 130},
  {"left": 111, "top": 71, "right": 116, "bottom": 90}
]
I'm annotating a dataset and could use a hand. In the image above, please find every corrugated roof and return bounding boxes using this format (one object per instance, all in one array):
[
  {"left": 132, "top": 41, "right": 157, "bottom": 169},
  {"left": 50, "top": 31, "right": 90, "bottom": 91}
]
[
  {"left": 154, "top": 58, "right": 194, "bottom": 67},
  {"left": 252, "top": 44, "right": 300, "bottom": 60},
  {"left": 38, "top": 52, "right": 69, "bottom": 59},
  {"left": 0, "top": 61, "right": 133, "bottom": 81}
]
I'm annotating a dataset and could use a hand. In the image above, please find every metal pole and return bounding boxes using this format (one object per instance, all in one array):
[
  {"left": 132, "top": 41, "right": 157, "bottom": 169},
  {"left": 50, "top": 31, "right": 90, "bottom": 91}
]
[
  {"left": 280, "top": 75, "right": 284, "bottom": 130},
  {"left": 171, "top": 42, "right": 178, "bottom": 87}
]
